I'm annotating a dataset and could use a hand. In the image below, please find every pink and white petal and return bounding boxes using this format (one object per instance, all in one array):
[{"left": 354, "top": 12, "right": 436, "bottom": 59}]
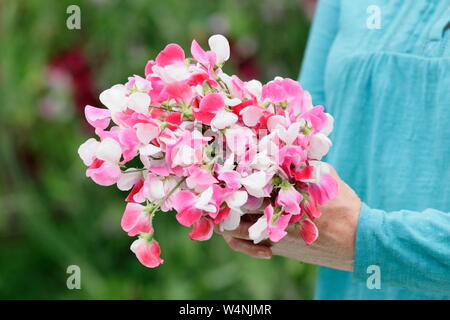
[
  {"left": 84, "top": 105, "right": 111, "bottom": 129},
  {"left": 224, "top": 190, "right": 248, "bottom": 208},
  {"left": 190, "top": 40, "right": 209, "bottom": 66},
  {"left": 121, "top": 203, "right": 146, "bottom": 235},
  {"left": 199, "top": 92, "right": 224, "bottom": 113},
  {"left": 208, "top": 34, "right": 230, "bottom": 64},
  {"left": 211, "top": 109, "right": 238, "bottom": 130},
  {"left": 189, "top": 218, "right": 214, "bottom": 241},
  {"left": 86, "top": 162, "right": 121, "bottom": 186},
  {"left": 131, "top": 239, "right": 164, "bottom": 268},
  {"left": 135, "top": 123, "right": 160, "bottom": 145},
  {"left": 307, "top": 133, "right": 332, "bottom": 160},
  {"left": 267, "top": 115, "right": 289, "bottom": 132},
  {"left": 128, "top": 92, "right": 150, "bottom": 114},
  {"left": 171, "top": 190, "right": 196, "bottom": 212},
  {"left": 155, "top": 43, "right": 185, "bottom": 67},
  {"left": 299, "top": 218, "right": 319, "bottom": 246},
  {"left": 78, "top": 138, "right": 99, "bottom": 166},
  {"left": 176, "top": 207, "right": 203, "bottom": 227},
  {"left": 248, "top": 216, "right": 269, "bottom": 244},
  {"left": 217, "top": 171, "right": 241, "bottom": 190},
  {"left": 117, "top": 169, "right": 141, "bottom": 191},
  {"left": 240, "top": 106, "right": 264, "bottom": 127},
  {"left": 220, "top": 208, "right": 242, "bottom": 231}
]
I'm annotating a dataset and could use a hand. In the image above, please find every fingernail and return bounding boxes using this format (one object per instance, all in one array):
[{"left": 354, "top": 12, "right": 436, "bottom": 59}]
[{"left": 256, "top": 250, "right": 271, "bottom": 259}]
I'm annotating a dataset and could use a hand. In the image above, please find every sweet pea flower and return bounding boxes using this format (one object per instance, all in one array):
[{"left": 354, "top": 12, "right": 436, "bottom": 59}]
[
  {"left": 304, "top": 161, "right": 338, "bottom": 206},
  {"left": 218, "top": 190, "right": 249, "bottom": 231},
  {"left": 240, "top": 171, "right": 267, "bottom": 198},
  {"left": 264, "top": 204, "right": 292, "bottom": 242},
  {"left": 307, "top": 133, "right": 332, "bottom": 160},
  {"left": 84, "top": 105, "right": 111, "bottom": 130},
  {"left": 171, "top": 187, "right": 217, "bottom": 226},
  {"left": 130, "top": 238, "right": 164, "bottom": 268},
  {"left": 299, "top": 218, "right": 319, "bottom": 246},
  {"left": 121, "top": 203, "right": 152, "bottom": 236},
  {"left": 276, "top": 183, "right": 303, "bottom": 215},
  {"left": 152, "top": 44, "right": 191, "bottom": 83},
  {"left": 190, "top": 217, "right": 214, "bottom": 241},
  {"left": 192, "top": 92, "right": 225, "bottom": 125},
  {"left": 79, "top": 137, "right": 122, "bottom": 186}
]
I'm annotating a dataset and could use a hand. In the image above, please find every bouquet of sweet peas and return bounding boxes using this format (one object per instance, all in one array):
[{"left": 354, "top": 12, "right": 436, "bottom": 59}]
[{"left": 78, "top": 35, "right": 337, "bottom": 268}]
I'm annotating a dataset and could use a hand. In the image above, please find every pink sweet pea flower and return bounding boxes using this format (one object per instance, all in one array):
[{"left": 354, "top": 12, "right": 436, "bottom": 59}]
[
  {"left": 309, "top": 173, "right": 338, "bottom": 206},
  {"left": 265, "top": 204, "right": 292, "bottom": 242},
  {"left": 152, "top": 44, "right": 190, "bottom": 83},
  {"left": 171, "top": 187, "right": 217, "bottom": 226},
  {"left": 190, "top": 217, "right": 214, "bottom": 241},
  {"left": 79, "top": 137, "right": 123, "bottom": 186},
  {"left": 84, "top": 105, "right": 111, "bottom": 129},
  {"left": 300, "top": 190, "right": 322, "bottom": 219},
  {"left": 155, "top": 44, "right": 185, "bottom": 67},
  {"left": 276, "top": 184, "right": 303, "bottom": 215},
  {"left": 86, "top": 158, "right": 121, "bottom": 186},
  {"left": 186, "top": 166, "right": 218, "bottom": 191},
  {"left": 299, "top": 218, "right": 318, "bottom": 246},
  {"left": 166, "top": 80, "right": 193, "bottom": 103},
  {"left": 300, "top": 105, "right": 328, "bottom": 133},
  {"left": 130, "top": 238, "right": 164, "bottom": 268},
  {"left": 121, "top": 203, "right": 152, "bottom": 236},
  {"left": 192, "top": 92, "right": 224, "bottom": 125},
  {"left": 191, "top": 40, "right": 217, "bottom": 71}
]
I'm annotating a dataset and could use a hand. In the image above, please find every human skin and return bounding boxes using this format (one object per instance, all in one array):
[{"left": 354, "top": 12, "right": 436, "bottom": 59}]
[{"left": 215, "top": 166, "right": 362, "bottom": 272}]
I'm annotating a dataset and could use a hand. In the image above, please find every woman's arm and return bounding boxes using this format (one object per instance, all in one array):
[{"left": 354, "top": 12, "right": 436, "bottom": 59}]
[{"left": 354, "top": 204, "right": 450, "bottom": 295}]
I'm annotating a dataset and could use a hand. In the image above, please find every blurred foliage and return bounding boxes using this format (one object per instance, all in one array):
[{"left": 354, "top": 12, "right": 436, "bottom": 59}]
[{"left": 0, "top": 0, "right": 315, "bottom": 299}]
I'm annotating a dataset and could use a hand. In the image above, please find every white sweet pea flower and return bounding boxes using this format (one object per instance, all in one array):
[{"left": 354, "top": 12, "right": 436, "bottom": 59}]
[
  {"left": 220, "top": 207, "right": 244, "bottom": 231},
  {"left": 275, "top": 122, "right": 302, "bottom": 145},
  {"left": 99, "top": 85, "right": 128, "bottom": 113},
  {"left": 128, "top": 92, "right": 150, "bottom": 114},
  {"left": 194, "top": 187, "right": 216, "bottom": 213},
  {"left": 152, "top": 64, "right": 191, "bottom": 83},
  {"left": 307, "top": 133, "right": 332, "bottom": 160},
  {"left": 117, "top": 168, "right": 141, "bottom": 191},
  {"left": 96, "top": 138, "right": 122, "bottom": 164},
  {"left": 244, "top": 80, "right": 262, "bottom": 100},
  {"left": 208, "top": 34, "right": 230, "bottom": 64},
  {"left": 248, "top": 216, "right": 269, "bottom": 244},
  {"left": 240, "top": 171, "right": 266, "bottom": 197},
  {"left": 211, "top": 109, "right": 238, "bottom": 130},
  {"left": 78, "top": 138, "right": 100, "bottom": 166}
]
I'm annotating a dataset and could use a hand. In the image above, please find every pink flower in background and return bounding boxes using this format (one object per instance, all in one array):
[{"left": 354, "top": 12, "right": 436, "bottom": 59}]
[{"left": 78, "top": 34, "right": 337, "bottom": 268}]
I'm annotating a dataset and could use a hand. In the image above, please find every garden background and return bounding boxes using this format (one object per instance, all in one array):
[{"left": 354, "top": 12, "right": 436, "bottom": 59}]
[{"left": 0, "top": 0, "right": 317, "bottom": 299}]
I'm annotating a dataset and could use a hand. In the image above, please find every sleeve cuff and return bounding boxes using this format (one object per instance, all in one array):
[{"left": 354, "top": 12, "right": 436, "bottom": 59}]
[{"left": 352, "top": 203, "right": 386, "bottom": 283}]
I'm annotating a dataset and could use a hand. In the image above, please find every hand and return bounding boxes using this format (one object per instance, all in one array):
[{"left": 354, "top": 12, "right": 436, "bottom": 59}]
[{"left": 215, "top": 165, "right": 362, "bottom": 271}]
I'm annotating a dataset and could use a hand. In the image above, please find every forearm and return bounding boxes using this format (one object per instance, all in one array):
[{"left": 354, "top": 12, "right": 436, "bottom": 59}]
[{"left": 354, "top": 203, "right": 450, "bottom": 295}]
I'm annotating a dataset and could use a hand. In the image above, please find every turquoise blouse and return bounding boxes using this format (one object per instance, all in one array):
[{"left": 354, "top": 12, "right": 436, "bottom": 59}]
[{"left": 299, "top": 0, "right": 450, "bottom": 299}]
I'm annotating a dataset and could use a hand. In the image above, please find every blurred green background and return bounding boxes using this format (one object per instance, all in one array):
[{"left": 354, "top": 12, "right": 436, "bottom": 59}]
[{"left": 0, "top": 0, "right": 316, "bottom": 299}]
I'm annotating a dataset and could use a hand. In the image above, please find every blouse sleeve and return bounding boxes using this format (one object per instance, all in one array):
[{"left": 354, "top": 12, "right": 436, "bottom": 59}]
[
  {"left": 298, "top": 0, "right": 340, "bottom": 107},
  {"left": 353, "top": 204, "right": 450, "bottom": 295}
]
